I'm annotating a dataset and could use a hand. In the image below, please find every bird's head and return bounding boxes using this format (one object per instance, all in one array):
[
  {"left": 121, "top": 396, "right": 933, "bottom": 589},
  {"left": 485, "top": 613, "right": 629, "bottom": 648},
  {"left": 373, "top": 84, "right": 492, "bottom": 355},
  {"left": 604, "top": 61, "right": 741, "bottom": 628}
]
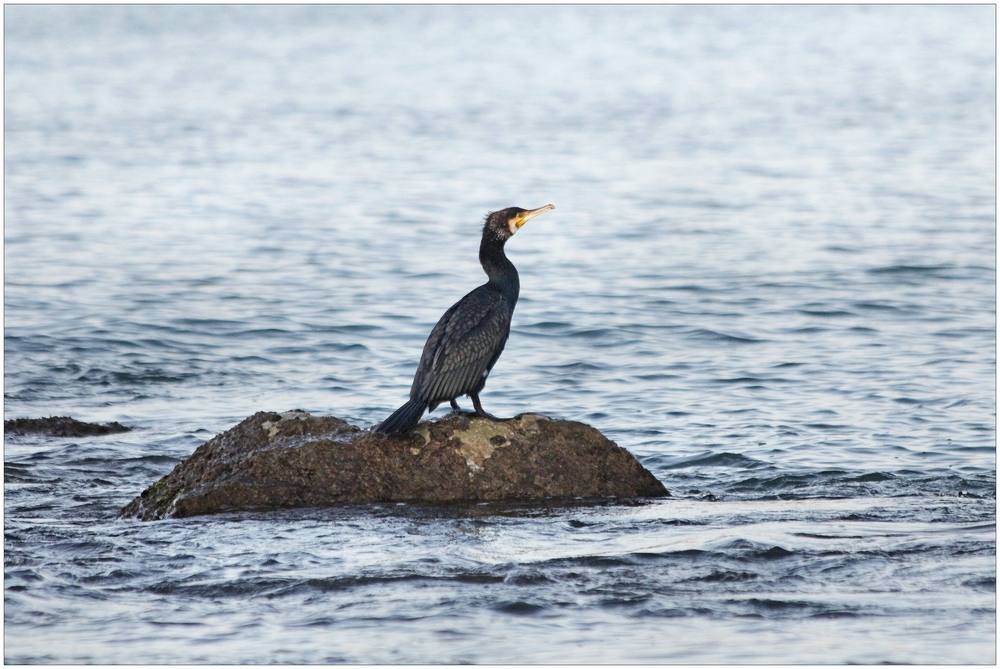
[{"left": 483, "top": 204, "right": 555, "bottom": 241}]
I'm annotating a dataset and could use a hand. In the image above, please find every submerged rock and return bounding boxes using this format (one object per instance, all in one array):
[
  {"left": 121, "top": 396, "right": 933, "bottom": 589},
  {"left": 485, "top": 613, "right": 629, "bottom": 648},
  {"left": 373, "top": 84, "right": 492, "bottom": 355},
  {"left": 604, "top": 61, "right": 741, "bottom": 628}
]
[
  {"left": 119, "top": 410, "right": 668, "bottom": 521},
  {"left": 5, "top": 416, "right": 131, "bottom": 437}
]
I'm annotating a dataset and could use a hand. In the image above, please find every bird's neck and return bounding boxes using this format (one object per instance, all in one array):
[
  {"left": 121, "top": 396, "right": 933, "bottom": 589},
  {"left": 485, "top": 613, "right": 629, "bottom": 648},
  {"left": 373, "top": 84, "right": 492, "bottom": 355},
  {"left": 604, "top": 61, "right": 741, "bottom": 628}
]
[{"left": 480, "top": 233, "right": 520, "bottom": 303}]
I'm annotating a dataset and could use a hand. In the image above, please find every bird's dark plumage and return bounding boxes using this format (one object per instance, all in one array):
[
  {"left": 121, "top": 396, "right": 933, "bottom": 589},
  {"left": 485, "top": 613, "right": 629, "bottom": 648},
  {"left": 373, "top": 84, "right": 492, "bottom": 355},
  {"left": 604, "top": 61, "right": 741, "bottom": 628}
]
[{"left": 374, "top": 204, "right": 554, "bottom": 435}]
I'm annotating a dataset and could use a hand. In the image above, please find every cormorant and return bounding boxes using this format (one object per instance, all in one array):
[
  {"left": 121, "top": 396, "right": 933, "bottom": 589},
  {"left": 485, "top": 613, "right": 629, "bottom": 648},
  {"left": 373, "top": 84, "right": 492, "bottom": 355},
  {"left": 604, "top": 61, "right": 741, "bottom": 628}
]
[{"left": 374, "top": 204, "right": 555, "bottom": 435}]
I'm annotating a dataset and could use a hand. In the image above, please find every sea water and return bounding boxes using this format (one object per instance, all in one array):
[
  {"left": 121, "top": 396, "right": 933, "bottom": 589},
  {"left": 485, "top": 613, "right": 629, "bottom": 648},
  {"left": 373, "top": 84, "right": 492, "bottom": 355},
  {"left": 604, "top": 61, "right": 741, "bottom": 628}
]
[{"left": 4, "top": 5, "right": 995, "bottom": 663}]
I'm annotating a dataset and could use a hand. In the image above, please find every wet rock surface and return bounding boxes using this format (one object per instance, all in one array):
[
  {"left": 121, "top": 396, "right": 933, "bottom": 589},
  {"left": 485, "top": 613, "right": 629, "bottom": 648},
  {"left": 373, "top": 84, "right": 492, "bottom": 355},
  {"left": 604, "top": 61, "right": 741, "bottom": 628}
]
[
  {"left": 5, "top": 416, "right": 131, "bottom": 437},
  {"left": 119, "top": 410, "right": 669, "bottom": 521}
]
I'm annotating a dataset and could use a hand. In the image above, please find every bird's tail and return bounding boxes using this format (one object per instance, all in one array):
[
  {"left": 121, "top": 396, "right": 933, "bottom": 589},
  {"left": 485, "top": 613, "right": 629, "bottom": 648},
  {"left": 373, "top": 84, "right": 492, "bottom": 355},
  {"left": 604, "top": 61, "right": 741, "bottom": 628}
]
[{"left": 373, "top": 398, "right": 427, "bottom": 435}]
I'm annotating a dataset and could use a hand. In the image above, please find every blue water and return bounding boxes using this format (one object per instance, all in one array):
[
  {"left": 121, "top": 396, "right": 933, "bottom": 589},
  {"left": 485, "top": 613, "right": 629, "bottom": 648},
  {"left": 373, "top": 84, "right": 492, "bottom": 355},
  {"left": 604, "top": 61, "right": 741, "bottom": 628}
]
[{"left": 4, "top": 5, "right": 995, "bottom": 663}]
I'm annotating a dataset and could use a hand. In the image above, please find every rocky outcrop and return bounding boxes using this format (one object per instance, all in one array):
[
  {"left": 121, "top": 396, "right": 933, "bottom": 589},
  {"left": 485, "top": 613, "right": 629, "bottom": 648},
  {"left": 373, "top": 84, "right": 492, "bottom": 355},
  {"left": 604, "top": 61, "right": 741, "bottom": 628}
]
[
  {"left": 5, "top": 416, "right": 131, "bottom": 437},
  {"left": 119, "top": 410, "right": 668, "bottom": 520}
]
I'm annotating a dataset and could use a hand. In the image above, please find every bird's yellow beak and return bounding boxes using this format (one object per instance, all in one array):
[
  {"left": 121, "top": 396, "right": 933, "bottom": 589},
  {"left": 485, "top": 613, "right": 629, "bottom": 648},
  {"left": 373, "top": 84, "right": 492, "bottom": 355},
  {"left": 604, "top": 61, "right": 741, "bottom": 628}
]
[{"left": 515, "top": 204, "right": 555, "bottom": 229}]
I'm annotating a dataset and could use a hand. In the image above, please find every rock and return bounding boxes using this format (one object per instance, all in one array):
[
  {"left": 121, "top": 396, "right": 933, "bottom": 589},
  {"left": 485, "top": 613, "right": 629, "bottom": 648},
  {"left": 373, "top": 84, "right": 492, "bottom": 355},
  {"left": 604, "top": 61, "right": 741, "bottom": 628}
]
[
  {"left": 119, "top": 410, "right": 668, "bottom": 521},
  {"left": 5, "top": 416, "right": 131, "bottom": 437}
]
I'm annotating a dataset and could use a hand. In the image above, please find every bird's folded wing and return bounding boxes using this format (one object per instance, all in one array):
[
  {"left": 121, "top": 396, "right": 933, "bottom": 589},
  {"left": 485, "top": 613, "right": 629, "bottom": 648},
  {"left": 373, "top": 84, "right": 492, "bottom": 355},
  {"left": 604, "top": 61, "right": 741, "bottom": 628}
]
[{"left": 413, "top": 290, "right": 511, "bottom": 401}]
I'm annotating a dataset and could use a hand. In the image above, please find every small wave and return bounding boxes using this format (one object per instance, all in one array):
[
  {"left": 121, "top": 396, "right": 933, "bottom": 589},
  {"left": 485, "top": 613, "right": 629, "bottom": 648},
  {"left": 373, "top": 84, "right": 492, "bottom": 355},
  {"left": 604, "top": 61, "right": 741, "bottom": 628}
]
[
  {"left": 649, "top": 518, "right": 709, "bottom": 527},
  {"left": 846, "top": 472, "right": 895, "bottom": 482},
  {"left": 710, "top": 538, "right": 796, "bottom": 560},
  {"left": 963, "top": 576, "right": 996, "bottom": 592},
  {"left": 452, "top": 572, "right": 506, "bottom": 584},
  {"left": 121, "top": 455, "right": 180, "bottom": 464},
  {"left": 756, "top": 546, "right": 794, "bottom": 559},
  {"left": 726, "top": 473, "right": 815, "bottom": 493},
  {"left": 76, "top": 368, "right": 199, "bottom": 386},
  {"left": 547, "top": 554, "right": 643, "bottom": 568},
  {"left": 145, "top": 573, "right": 433, "bottom": 599},
  {"left": 599, "top": 594, "right": 653, "bottom": 608},
  {"left": 309, "top": 324, "right": 382, "bottom": 334},
  {"left": 660, "top": 452, "right": 767, "bottom": 470},
  {"left": 505, "top": 572, "right": 554, "bottom": 586},
  {"left": 853, "top": 301, "right": 905, "bottom": 312},
  {"left": 548, "top": 362, "right": 607, "bottom": 372},
  {"left": 662, "top": 284, "right": 720, "bottom": 293},
  {"left": 745, "top": 597, "right": 812, "bottom": 611},
  {"left": 687, "top": 328, "right": 764, "bottom": 344},
  {"left": 867, "top": 264, "right": 955, "bottom": 276},
  {"left": 797, "top": 308, "right": 855, "bottom": 317},
  {"left": 691, "top": 570, "right": 758, "bottom": 583},
  {"left": 230, "top": 328, "right": 295, "bottom": 340},
  {"left": 4, "top": 461, "right": 33, "bottom": 475},
  {"left": 567, "top": 328, "right": 619, "bottom": 340},
  {"left": 713, "top": 376, "right": 790, "bottom": 385},
  {"left": 935, "top": 327, "right": 995, "bottom": 339},
  {"left": 493, "top": 601, "right": 546, "bottom": 616},
  {"left": 171, "top": 318, "right": 244, "bottom": 329},
  {"left": 522, "top": 321, "right": 572, "bottom": 331},
  {"left": 721, "top": 407, "right": 764, "bottom": 415}
]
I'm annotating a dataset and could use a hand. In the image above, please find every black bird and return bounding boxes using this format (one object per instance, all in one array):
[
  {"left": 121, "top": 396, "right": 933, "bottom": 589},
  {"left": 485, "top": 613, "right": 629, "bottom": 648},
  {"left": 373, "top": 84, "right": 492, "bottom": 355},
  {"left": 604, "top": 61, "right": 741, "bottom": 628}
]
[{"left": 374, "top": 204, "right": 555, "bottom": 435}]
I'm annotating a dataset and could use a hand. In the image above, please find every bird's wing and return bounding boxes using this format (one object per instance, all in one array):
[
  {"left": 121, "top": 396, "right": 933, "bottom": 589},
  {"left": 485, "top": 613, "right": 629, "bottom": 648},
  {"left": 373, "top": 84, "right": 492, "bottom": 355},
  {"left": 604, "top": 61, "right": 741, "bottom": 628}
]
[{"left": 410, "top": 288, "right": 511, "bottom": 402}]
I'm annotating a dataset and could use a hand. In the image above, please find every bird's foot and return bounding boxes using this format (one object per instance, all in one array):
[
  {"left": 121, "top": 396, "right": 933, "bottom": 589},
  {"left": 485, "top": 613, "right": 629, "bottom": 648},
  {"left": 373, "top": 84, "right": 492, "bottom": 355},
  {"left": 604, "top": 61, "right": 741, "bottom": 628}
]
[
  {"left": 470, "top": 394, "right": 504, "bottom": 421},
  {"left": 450, "top": 399, "right": 462, "bottom": 413}
]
